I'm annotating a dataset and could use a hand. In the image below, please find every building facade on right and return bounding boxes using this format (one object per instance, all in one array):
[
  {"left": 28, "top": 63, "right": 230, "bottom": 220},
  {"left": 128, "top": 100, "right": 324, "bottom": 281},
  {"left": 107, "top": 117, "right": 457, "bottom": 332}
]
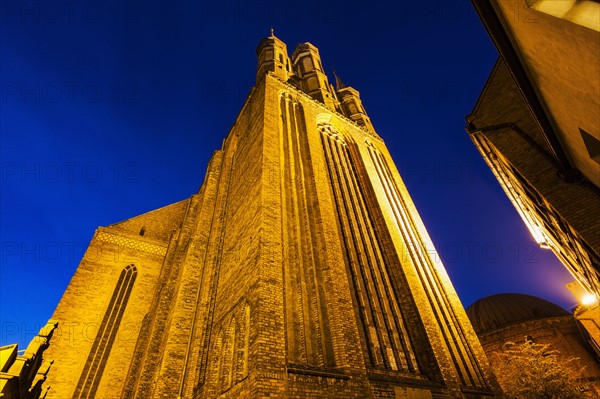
[{"left": 466, "top": 0, "right": 600, "bottom": 298}]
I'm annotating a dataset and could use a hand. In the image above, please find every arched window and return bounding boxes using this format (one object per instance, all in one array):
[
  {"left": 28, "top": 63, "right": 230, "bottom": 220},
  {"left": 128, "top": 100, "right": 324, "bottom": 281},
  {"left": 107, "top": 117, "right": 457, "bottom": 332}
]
[
  {"left": 218, "top": 318, "right": 237, "bottom": 392},
  {"left": 301, "top": 57, "right": 313, "bottom": 74},
  {"left": 214, "top": 303, "right": 250, "bottom": 391},
  {"left": 73, "top": 265, "right": 137, "bottom": 399}
]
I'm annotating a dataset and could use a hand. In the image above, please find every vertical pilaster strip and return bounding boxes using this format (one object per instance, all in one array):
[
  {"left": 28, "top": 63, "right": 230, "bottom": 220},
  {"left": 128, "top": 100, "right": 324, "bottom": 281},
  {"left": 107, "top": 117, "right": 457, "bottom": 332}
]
[
  {"left": 367, "top": 145, "right": 487, "bottom": 388},
  {"left": 318, "top": 123, "right": 418, "bottom": 373},
  {"left": 280, "top": 93, "right": 334, "bottom": 367}
]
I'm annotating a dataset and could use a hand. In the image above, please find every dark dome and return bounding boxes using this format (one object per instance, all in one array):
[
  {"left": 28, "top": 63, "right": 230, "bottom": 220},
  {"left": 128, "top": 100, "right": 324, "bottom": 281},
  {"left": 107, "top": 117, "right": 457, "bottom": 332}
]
[{"left": 466, "top": 293, "right": 570, "bottom": 334}]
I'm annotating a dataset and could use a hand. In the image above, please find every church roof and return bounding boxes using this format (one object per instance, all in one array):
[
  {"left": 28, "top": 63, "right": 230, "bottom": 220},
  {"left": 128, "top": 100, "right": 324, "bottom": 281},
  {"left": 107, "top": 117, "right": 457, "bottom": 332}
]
[{"left": 466, "top": 293, "right": 570, "bottom": 334}]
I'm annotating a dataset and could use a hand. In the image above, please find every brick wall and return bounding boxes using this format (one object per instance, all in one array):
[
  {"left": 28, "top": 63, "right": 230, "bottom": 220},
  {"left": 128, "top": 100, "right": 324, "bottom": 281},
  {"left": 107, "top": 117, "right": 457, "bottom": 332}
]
[{"left": 45, "top": 69, "right": 499, "bottom": 399}]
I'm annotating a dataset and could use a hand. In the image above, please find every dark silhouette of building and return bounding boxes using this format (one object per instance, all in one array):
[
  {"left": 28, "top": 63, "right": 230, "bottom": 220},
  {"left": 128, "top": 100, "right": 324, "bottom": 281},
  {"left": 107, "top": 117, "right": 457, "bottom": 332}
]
[{"left": 0, "top": 321, "right": 57, "bottom": 399}]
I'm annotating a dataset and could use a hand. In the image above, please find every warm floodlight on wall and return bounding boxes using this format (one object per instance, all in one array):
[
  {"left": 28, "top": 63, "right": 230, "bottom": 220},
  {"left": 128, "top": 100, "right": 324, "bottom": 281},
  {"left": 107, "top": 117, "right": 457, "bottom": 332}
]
[{"left": 582, "top": 293, "right": 599, "bottom": 306}]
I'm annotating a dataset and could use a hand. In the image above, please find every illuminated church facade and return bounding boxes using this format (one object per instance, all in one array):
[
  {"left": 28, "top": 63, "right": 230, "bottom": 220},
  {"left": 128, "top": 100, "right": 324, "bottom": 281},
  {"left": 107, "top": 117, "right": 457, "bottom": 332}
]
[{"left": 42, "top": 33, "right": 499, "bottom": 399}]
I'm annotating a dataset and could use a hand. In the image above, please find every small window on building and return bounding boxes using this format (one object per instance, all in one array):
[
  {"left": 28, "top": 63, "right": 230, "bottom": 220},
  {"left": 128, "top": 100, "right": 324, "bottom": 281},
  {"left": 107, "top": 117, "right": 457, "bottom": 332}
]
[
  {"left": 279, "top": 54, "right": 283, "bottom": 63},
  {"left": 348, "top": 103, "right": 358, "bottom": 115},
  {"left": 580, "top": 128, "right": 600, "bottom": 164},
  {"left": 302, "top": 57, "right": 313, "bottom": 74}
]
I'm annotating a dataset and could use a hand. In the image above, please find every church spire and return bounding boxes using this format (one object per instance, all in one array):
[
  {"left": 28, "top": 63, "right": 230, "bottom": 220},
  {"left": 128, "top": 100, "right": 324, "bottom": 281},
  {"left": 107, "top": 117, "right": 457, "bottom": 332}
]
[
  {"left": 291, "top": 42, "right": 339, "bottom": 111},
  {"left": 256, "top": 30, "right": 291, "bottom": 82},
  {"left": 333, "top": 69, "right": 347, "bottom": 91},
  {"left": 334, "top": 72, "right": 375, "bottom": 133}
]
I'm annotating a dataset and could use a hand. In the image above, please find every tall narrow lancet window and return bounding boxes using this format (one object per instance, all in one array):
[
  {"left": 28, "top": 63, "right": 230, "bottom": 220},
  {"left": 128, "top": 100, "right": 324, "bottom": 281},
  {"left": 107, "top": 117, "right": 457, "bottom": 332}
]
[{"left": 73, "top": 264, "right": 137, "bottom": 399}]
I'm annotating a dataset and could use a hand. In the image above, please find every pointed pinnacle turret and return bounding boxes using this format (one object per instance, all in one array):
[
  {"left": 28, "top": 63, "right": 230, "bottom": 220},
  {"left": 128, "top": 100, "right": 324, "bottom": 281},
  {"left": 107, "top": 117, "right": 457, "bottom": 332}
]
[
  {"left": 256, "top": 30, "right": 291, "bottom": 82},
  {"left": 333, "top": 69, "right": 347, "bottom": 91},
  {"left": 333, "top": 71, "right": 375, "bottom": 133}
]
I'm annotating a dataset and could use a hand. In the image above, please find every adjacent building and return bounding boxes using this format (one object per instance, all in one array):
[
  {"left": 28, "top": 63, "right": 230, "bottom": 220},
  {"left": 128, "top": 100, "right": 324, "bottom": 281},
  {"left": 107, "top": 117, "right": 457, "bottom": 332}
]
[
  {"left": 466, "top": 293, "right": 600, "bottom": 397},
  {"left": 467, "top": 0, "right": 600, "bottom": 298},
  {"left": 0, "top": 321, "right": 57, "bottom": 399}
]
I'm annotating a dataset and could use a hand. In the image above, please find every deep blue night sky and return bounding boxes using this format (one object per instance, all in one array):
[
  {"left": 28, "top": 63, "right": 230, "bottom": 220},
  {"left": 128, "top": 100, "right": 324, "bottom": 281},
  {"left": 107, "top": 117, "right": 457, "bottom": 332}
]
[{"left": 1, "top": 1, "right": 576, "bottom": 346}]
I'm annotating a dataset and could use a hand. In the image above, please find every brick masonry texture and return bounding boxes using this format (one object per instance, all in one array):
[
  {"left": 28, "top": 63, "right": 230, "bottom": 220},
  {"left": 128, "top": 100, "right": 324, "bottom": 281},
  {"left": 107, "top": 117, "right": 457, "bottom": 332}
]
[{"left": 43, "top": 37, "right": 500, "bottom": 398}]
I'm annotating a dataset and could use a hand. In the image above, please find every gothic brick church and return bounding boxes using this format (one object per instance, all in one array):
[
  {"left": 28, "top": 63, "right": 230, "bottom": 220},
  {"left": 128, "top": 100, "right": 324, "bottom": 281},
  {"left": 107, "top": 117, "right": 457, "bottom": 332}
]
[{"left": 42, "top": 33, "right": 499, "bottom": 399}]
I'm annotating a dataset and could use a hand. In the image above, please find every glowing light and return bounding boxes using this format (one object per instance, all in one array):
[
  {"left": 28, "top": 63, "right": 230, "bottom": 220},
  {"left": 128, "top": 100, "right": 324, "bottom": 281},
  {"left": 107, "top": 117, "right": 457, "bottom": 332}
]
[
  {"left": 582, "top": 293, "right": 599, "bottom": 306},
  {"left": 527, "top": 222, "right": 547, "bottom": 246}
]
